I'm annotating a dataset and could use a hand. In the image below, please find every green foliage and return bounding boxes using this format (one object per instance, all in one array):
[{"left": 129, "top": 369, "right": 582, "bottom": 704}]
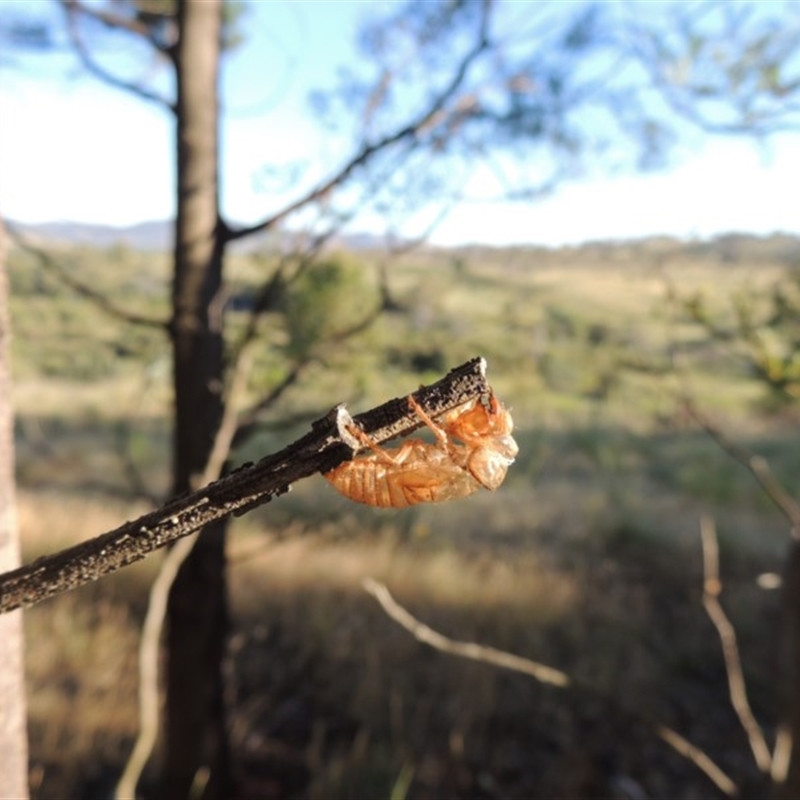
[
  {"left": 682, "top": 267, "right": 800, "bottom": 403},
  {"left": 13, "top": 233, "right": 800, "bottom": 800},
  {"left": 7, "top": 245, "right": 167, "bottom": 381},
  {"left": 282, "top": 253, "right": 378, "bottom": 360}
]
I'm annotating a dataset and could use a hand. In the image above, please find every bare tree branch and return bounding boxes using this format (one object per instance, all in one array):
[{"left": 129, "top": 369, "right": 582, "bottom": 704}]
[
  {"left": 115, "top": 530, "right": 194, "bottom": 800},
  {"left": 222, "top": 2, "right": 491, "bottom": 244},
  {"left": 232, "top": 297, "right": 384, "bottom": 449},
  {"left": 683, "top": 399, "right": 800, "bottom": 537},
  {"left": 363, "top": 577, "right": 569, "bottom": 688},
  {"left": 61, "top": 0, "right": 173, "bottom": 50},
  {"left": 0, "top": 357, "right": 490, "bottom": 614},
  {"left": 223, "top": 226, "right": 341, "bottom": 428},
  {"left": 60, "top": 0, "right": 176, "bottom": 111},
  {"left": 7, "top": 223, "right": 168, "bottom": 330},
  {"left": 230, "top": 241, "right": 386, "bottom": 451},
  {"left": 232, "top": 357, "right": 311, "bottom": 446},
  {"left": 624, "top": 4, "right": 800, "bottom": 136},
  {"left": 700, "top": 513, "right": 772, "bottom": 774},
  {"left": 223, "top": 219, "right": 355, "bottom": 432},
  {"left": 364, "top": 577, "right": 740, "bottom": 798},
  {"left": 653, "top": 725, "right": 739, "bottom": 798}
]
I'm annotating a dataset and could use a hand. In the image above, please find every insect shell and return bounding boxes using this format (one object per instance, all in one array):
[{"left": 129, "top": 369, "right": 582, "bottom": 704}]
[{"left": 324, "top": 391, "right": 518, "bottom": 508}]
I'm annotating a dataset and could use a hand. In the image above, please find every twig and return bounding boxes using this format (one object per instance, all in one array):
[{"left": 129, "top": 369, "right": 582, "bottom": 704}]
[
  {"left": 115, "top": 422, "right": 162, "bottom": 507},
  {"left": 225, "top": 226, "right": 348, "bottom": 448},
  {"left": 0, "top": 358, "right": 490, "bottom": 614},
  {"left": 653, "top": 725, "right": 739, "bottom": 796},
  {"left": 60, "top": 0, "right": 176, "bottom": 110},
  {"left": 234, "top": 358, "right": 311, "bottom": 440},
  {"left": 700, "top": 514, "right": 772, "bottom": 773},
  {"left": 234, "top": 305, "right": 384, "bottom": 448},
  {"left": 771, "top": 724, "right": 793, "bottom": 785},
  {"left": 683, "top": 399, "right": 800, "bottom": 537},
  {"left": 7, "top": 223, "right": 168, "bottom": 330},
  {"left": 223, "top": 2, "right": 491, "bottom": 243},
  {"left": 364, "top": 577, "right": 739, "bottom": 798},
  {"left": 363, "top": 578, "right": 569, "bottom": 688},
  {"left": 114, "top": 532, "right": 196, "bottom": 800},
  {"left": 60, "top": 0, "right": 174, "bottom": 51}
]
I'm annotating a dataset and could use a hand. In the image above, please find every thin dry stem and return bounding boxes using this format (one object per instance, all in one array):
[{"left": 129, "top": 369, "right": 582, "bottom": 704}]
[
  {"left": 700, "top": 514, "right": 772, "bottom": 774},
  {"left": 363, "top": 577, "right": 739, "bottom": 797},
  {"left": 7, "top": 224, "right": 167, "bottom": 330},
  {"left": 655, "top": 726, "right": 738, "bottom": 797},
  {"left": 772, "top": 724, "right": 793, "bottom": 785},
  {"left": 363, "top": 577, "right": 569, "bottom": 687},
  {"left": 684, "top": 400, "right": 800, "bottom": 537},
  {"left": 114, "top": 533, "right": 198, "bottom": 800},
  {"left": 60, "top": 0, "right": 175, "bottom": 109}
]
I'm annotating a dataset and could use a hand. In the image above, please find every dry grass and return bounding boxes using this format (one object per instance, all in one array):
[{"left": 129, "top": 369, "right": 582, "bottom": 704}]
[
  {"left": 18, "top": 482, "right": 780, "bottom": 799},
  {"left": 10, "top": 235, "right": 800, "bottom": 798}
]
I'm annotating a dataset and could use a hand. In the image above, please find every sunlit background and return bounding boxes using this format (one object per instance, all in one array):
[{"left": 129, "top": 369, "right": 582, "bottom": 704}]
[
  {"left": 3, "top": 2, "right": 800, "bottom": 799},
  {"left": 1, "top": 0, "right": 798, "bottom": 246}
]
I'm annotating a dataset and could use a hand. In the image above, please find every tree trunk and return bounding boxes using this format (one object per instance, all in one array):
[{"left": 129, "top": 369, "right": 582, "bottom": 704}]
[
  {"left": 162, "top": 1, "right": 231, "bottom": 798},
  {"left": 0, "top": 218, "right": 29, "bottom": 798}
]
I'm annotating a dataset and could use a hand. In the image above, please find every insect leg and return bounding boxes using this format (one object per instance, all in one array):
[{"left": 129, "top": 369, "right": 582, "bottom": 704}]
[
  {"left": 344, "top": 423, "right": 402, "bottom": 465},
  {"left": 407, "top": 395, "right": 450, "bottom": 449}
]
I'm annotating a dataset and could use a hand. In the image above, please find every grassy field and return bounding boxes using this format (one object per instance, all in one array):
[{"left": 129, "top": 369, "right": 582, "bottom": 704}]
[{"left": 9, "top": 233, "right": 800, "bottom": 798}]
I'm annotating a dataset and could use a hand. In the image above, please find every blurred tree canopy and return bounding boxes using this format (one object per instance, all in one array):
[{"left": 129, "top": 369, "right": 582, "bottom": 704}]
[
  {"left": 282, "top": 254, "right": 378, "bottom": 361},
  {"left": 304, "top": 0, "right": 800, "bottom": 233},
  {"left": 3, "top": 1, "right": 799, "bottom": 227}
]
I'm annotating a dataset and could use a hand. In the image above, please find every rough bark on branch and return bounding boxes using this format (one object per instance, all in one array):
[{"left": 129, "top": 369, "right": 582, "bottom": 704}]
[{"left": 0, "top": 357, "right": 489, "bottom": 614}]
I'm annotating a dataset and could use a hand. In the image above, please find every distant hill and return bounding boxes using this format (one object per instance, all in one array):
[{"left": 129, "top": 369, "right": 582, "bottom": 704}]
[
  {"left": 7, "top": 219, "right": 390, "bottom": 254},
  {"left": 8, "top": 219, "right": 800, "bottom": 264},
  {"left": 8, "top": 220, "right": 171, "bottom": 251}
]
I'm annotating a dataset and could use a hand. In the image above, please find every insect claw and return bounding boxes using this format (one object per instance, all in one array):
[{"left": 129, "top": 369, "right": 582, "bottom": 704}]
[{"left": 333, "top": 406, "right": 362, "bottom": 451}]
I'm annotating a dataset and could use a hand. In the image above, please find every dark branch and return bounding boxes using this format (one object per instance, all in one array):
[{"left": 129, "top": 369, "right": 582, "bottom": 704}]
[
  {"left": 625, "top": 10, "right": 800, "bottom": 137},
  {"left": 223, "top": 3, "right": 491, "bottom": 243},
  {"left": 60, "top": 0, "right": 176, "bottom": 112},
  {"left": 61, "top": 0, "right": 172, "bottom": 49},
  {"left": 683, "top": 398, "right": 800, "bottom": 536},
  {"left": 0, "top": 358, "right": 490, "bottom": 613},
  {"left": 7, "top": 224, "right": 168, "bottom": 330},
  {"left": 699, "top": 514, "right": 773, "bottom": 774},
  {"left": 232, "top": 300, "right": 384, "bottom": 450},
  {"left": 226, "top": 223, "right": 340, "bottom": 370},
  {"left": 232, "top": 358, "right": 310, "bottom": 445}
]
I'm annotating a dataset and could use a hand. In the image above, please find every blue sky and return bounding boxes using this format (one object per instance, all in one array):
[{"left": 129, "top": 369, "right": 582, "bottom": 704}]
[{"left": 0, "top": 0, "right": 797, "bottom": 247}]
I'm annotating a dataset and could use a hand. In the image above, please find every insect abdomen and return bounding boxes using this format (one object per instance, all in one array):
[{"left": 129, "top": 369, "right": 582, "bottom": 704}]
[
  {"left": 325, "top": 454, "right": 480, "bottom": 508},
  {"left": 325, "top": 461, "right": 411, "bottom": 508}
]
